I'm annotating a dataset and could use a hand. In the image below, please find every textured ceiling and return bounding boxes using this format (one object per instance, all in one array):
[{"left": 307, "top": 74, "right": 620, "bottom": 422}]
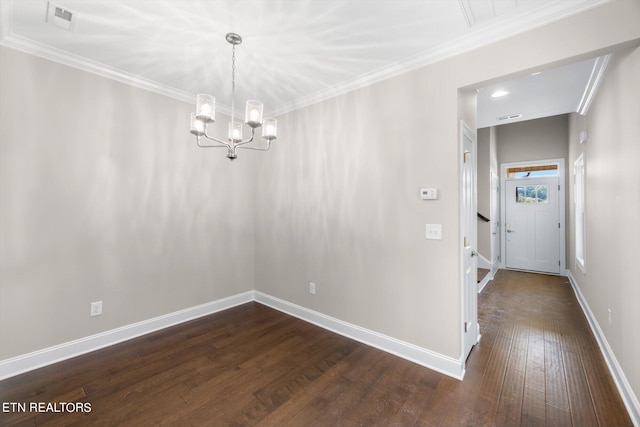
[{"left": 1, "top": 0, "right": 608, "bottom": 119}]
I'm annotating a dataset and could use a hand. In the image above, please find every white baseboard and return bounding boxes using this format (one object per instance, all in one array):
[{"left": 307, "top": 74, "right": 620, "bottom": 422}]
[
  {"left": 477, "top": 270, "right": 492, "bottom": 293},
  {"left": 254, "top": 291, "right": 465, "bottom": 380},
  {"left": 566, "top": 270, "right": 640, "bottom": 426},
  {"left": 0, "top": 291, "right": 254, "bottom": 381},
  {"left": 0, "top": 290, "right": 464, "bottom": 382}
]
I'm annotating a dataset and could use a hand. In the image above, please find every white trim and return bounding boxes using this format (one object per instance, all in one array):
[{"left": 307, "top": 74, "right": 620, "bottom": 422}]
[
  {"left": 254, "top": 292, "right": 465, "bottom": 380},
  {"left": 500, "top": 158, "right": 566, "bottom": 274},
  {"left": 0, "top": 290, "right": 465, "bottom": 381},
  {"left": 477, "top": 261, "right": 496, "bottom": 294},
  {"left": 0, "top": 292, "right": 254, "bottom": 380},
  {"left": 577, "top": 54, "right": 612, "bottom": 115},
  {"left": 0, "top": 34, "right": 195, "bottom": 105},
  {"left": 566, "top": 270, "right": 640, "bottom": 426}
]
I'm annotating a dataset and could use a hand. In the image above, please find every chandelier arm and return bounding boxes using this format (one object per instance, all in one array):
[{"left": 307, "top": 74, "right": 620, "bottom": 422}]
[
  {"left": 196, "top": 134, "right": 229, "bottom": 148},
  {"left": 196, "top": 139, "right": 229, "bottom": 149},
  {"left": 202, "top": 128, "right": 231, "bottom": 147},
  {"left": 234, "top": 127, "right": 257, "bottom": 147},
  {"left": 237, "top": 141, "right": 272, "bottom": 152}
]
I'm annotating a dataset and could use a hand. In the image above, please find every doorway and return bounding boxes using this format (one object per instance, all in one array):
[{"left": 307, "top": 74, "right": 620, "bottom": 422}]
[{"left": 501, "top": 159, "right": 566, "bottom": 274}]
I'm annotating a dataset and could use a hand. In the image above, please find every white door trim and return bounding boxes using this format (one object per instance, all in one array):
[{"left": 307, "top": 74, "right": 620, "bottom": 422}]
[
  {"left": 500, "top": 158, "right": 566, "bottom": 273},
  {"left": 490, "top": 171, "right": 500, "bottom": 271}
]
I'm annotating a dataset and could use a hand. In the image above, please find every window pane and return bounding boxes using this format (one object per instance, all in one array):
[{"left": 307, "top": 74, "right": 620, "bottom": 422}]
[
  {"left": 513, "top": 170, "right": 558, "bottom": 178},
  {"left": 516, "top": 185, "right": 549, "bottom": 203}
]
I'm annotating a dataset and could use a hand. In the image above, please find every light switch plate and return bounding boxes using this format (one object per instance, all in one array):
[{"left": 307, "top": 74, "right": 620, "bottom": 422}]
[{"left": 425, "top": 224, "right": 442, "bottom": 240}]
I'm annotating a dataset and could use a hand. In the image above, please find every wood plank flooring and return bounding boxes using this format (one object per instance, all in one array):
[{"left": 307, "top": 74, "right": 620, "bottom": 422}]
[
  {"left": 0, "top": 270, "right": 631, "bottom": 426},
  {"left": 478, "top": 268, "right": 490, "bottom": 283}
]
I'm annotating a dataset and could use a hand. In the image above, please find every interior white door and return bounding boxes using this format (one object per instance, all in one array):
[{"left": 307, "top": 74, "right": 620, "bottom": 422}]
[
  {"left": 461, "top": 122, "right": 478, "bottom": 360},
  {"left": 490, "top": 173, "right": 500, "bottom": 267},
  {"left": 505, "top": 177, "right": 560, "bottom": 274}
]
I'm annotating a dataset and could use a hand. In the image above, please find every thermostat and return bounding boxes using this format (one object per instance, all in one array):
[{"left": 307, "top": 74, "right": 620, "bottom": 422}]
[{"left": 420, "top": 188, "right": 438, "bottom": 200}]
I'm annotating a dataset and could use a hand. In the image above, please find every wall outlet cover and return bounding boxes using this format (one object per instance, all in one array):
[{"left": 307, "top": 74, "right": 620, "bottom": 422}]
[
  {"left": 90, "top": 301, "right": 103, "bottom": 317},
  {"left": 425, "top": 224, "right": 442, "bottom": 240}
]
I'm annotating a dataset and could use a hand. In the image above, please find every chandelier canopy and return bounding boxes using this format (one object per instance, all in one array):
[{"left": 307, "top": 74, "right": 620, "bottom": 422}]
[{"left": 190, "top": 33, "right": 277, "bottom": 160}]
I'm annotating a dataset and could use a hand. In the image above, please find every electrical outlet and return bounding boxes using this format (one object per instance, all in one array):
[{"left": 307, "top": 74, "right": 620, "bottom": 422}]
[
  {"left": 608, "top": 308, "right": 612, "bottom": 326},
  {"left": 309, "top": 282, "right": 316, "bottom": 295},
  {"left": 90, "top": 301, "right": 103, "bottom": 317}
]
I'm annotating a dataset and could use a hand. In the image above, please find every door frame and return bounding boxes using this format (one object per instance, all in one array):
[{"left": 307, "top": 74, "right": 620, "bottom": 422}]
[
  {"left": 500, "top": 158, "right": 566, "bottom": 273},
  {"left": 490, "top": 171, "right": 500, "bottom": 270}
]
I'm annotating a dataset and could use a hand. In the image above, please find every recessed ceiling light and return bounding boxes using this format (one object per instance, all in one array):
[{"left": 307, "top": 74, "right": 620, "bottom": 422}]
[{"left": 491, "top": 90, "right": 510, "bottom": 98}]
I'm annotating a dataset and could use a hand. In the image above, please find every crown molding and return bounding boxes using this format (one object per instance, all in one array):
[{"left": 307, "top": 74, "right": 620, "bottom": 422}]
[
  {"left": 0, "top": 33, "right": 195, "bottom": 104},
  {"left": 1, "top": 0, "right": 610, "bottom": 117},
  {"left": 271, "top": 0, "right": 610, "bottom": 116},
  {"left": 577, "top": 53, "right": 612, "bottom": 115}
]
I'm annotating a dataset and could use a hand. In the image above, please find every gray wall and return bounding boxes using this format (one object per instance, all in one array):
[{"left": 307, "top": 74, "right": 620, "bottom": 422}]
[
  {"left": 252, "top": 1, "right": 640, "bottom": 360},
  {"left": 496, "top": 115, "right": 569, "bottom": 165},
  {"left": 568, "top": 45, "right": 640, "bottom": 409},
  {"left": 0, "top": 47, "right": 257, "bottom": 359},
  {"left": 477, "top": 128, "right": 491, "bottom": 259}
]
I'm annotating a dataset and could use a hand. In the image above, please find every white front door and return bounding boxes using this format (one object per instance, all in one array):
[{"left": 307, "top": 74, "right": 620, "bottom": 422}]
[
  {"left": 505, "top": 177, "right": 560, "bottom": 274},
  {"left": 461, "top": 121, "right": 478, "bottom": 360}
]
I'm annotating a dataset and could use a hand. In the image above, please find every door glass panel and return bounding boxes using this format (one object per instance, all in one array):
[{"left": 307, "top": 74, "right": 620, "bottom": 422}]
[{"left": 516, "top": 185, "right": 549, "bottom": 203}]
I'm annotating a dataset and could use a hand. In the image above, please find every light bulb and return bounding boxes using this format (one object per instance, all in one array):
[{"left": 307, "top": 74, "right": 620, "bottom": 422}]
[{"left": 262, "top": 117, "right": 277, "bottom": 140}]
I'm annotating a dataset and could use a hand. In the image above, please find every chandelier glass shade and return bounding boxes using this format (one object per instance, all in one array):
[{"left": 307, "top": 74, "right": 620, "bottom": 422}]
[{"left": 190, "top": 33, "right": 277, "bottom": 160}]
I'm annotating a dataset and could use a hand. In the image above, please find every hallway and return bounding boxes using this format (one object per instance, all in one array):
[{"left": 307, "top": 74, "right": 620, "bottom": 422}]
[{"left": 472, "top": 269, "right": 630, "bottom": 425}]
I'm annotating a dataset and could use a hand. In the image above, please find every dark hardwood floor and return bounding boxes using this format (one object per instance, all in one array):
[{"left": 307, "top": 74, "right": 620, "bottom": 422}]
[
  {"left": 0, "top": 270, "right": 631, "bottom": 426},
  {"left": 478, "top": 268, "right": 490, "bottom": 283}
]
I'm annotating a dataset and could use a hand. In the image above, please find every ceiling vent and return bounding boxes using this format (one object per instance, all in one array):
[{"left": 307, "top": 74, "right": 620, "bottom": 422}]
[
  {"left": 497, "top": 113, "right": 523, "bottom": 121},
  {"left": 45, "top": 1, "right": 77, "bottom": 32}
]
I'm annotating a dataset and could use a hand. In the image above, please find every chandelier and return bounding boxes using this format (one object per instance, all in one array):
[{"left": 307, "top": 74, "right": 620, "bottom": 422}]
[{"left": 190, "top": 33, "right": 277, "bottom": 160}]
